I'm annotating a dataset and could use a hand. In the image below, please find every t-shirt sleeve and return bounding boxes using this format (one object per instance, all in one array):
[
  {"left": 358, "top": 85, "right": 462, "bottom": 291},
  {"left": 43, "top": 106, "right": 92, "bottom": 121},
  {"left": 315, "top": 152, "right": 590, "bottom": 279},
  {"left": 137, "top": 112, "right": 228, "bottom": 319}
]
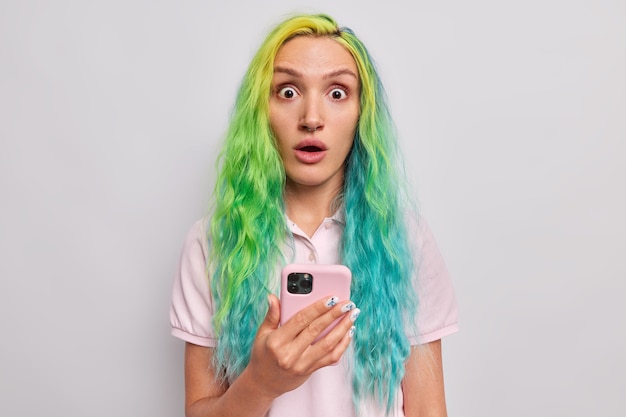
[
  {"left": 408, "top": 217, "right": 460, "bottom": 345},
  {"left": 169, "top": 219, "right": 217, "bottom": 347}
]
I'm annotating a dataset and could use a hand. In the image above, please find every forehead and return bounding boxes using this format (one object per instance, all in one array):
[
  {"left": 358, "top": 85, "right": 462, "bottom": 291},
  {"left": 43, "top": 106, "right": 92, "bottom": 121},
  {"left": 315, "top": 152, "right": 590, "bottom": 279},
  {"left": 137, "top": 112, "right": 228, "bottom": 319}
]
[{"left": 273, "top": 36, "right": 357, "bottom": 75}]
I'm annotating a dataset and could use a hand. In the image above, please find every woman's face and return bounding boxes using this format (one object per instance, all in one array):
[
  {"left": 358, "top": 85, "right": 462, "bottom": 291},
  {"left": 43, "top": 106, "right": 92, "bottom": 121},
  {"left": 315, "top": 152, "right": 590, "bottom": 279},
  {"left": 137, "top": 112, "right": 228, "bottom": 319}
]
[{"left": 269, "top": 36, "right": 360, "bottom": 193}]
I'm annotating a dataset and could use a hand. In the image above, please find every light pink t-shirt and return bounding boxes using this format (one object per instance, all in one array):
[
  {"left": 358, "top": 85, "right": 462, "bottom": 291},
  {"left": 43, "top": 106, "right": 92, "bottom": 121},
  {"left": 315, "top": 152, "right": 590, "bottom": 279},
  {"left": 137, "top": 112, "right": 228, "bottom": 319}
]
[{"left": 170, "top": 211, "right": 459, "bottom": 417}]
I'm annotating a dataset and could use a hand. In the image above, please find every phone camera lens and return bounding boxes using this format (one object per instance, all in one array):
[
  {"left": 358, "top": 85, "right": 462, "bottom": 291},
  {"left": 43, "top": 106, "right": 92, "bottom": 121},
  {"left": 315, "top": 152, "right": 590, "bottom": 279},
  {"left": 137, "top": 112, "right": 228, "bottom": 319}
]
[
  {"left": 300, "top": 274, "right": 313, "bottom": 291},
  {"left": 287, "top": 272, "right": 313, "bottom": 294},
  {"left": 287, "top": 273, "right": 300, "bottom": 294}
]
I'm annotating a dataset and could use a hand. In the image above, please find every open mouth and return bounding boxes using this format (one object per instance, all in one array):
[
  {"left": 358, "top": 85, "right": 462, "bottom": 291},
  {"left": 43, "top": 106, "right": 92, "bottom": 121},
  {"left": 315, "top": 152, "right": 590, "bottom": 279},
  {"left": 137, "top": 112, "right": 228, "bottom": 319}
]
[
  {"left": 294, "top": 141, "right": 327, "bottom": 164},
  {"left": 299, "top": 146, "right": 323, "bottom": 152}
]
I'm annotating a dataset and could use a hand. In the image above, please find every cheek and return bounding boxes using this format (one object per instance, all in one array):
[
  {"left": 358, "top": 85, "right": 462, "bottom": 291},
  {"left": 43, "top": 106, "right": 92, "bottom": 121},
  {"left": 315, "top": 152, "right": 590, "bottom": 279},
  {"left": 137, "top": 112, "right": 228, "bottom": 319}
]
[
  {"left": 343, "top": 114, "right": 359, "bottom": 145},
  {"left": 345, "top": 105, "right": 360, "bottom": 135},
  {"left": 268, "top": 107, "right": 279, "bottom": 132},
  {"left": 269, "top": 98, "right": 296, "bottom": 125},
  {"left": 269, "top": 111, "right": 287, "bottom": 145}
]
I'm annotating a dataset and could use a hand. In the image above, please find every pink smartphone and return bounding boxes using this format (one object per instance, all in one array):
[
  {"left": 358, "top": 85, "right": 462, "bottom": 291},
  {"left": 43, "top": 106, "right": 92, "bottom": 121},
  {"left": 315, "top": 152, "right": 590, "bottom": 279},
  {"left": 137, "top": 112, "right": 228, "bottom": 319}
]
[{"left": 280, "top": 263, "right": 352, "bottom": 343}]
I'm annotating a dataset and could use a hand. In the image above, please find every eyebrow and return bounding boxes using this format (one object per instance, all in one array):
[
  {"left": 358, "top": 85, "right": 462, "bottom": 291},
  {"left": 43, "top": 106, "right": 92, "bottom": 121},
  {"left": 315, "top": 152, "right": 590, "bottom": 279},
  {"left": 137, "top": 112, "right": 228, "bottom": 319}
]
[{"left": 273, "top": 66, "right": 358, "bottom": 80}]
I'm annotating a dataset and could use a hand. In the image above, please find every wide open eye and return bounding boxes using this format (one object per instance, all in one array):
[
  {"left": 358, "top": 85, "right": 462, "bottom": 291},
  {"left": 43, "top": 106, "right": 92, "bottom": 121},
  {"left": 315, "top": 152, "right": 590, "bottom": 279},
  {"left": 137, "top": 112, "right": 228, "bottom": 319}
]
[
  {"left": 277, "top": 86, "right": 298, "bottom": 99},
  {"left": 329, "top": 87, "right": 347, "bottom": 100}
]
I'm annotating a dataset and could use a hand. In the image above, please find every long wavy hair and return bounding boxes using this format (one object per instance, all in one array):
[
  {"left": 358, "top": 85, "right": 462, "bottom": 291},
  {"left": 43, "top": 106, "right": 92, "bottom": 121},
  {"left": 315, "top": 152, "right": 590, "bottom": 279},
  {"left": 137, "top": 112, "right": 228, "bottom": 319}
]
[{"left": 209, "top": 13, "right": 417, "bottom": 413}]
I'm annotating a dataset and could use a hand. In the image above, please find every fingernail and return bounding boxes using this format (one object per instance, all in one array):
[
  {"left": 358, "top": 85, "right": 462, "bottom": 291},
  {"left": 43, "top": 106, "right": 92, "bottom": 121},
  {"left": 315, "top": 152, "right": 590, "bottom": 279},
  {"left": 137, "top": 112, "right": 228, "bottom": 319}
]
[
  {"left": 340, "top": 302, "right": 356, "bottom": 313},
  {"left": 349, "top": 308, "right": 361, "bottom": 322},
  {"left": 326, "top": 296, "right": 339, "bottom": 308},
  {"left": 349, "top": 326, "right": 356, "bottom": 338}
]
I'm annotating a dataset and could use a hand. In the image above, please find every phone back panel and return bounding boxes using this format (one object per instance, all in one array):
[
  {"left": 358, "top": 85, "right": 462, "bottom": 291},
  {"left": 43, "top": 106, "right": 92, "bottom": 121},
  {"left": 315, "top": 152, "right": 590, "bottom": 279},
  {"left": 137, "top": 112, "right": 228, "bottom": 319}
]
[{"left": 279, "top": 263, "right": 352, "bottom": 340}]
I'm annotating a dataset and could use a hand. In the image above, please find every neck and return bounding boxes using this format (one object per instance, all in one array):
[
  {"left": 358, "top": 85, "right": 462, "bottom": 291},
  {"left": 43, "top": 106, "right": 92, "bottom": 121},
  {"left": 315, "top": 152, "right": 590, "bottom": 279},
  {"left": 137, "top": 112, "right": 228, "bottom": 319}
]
[{"left": 284, "top": 180, "right": 342, "bottom": 237}]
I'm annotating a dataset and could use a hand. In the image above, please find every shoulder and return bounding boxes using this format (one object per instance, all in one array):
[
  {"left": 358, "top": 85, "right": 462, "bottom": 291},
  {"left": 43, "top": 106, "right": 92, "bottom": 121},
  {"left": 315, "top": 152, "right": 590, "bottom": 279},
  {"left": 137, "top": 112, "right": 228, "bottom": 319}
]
[
  {"left": 403, "top": 209, "right": 439, "bottom": 254},
  {"left": 170, "top": 217, "right": 216, "bottom": 347},
  {"left": 182, "top": 217, "right": 209, "bottom": 254},
  {"left": 405, "top": 212, "right": 460, "bottom": 344}
]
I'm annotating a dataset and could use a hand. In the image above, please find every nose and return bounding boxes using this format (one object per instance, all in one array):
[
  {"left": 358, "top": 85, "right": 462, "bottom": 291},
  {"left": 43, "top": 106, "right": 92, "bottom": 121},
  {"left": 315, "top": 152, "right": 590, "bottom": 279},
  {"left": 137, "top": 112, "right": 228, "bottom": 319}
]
[{"left": 300, "top": 95, "right": 324, "bottom": 133}]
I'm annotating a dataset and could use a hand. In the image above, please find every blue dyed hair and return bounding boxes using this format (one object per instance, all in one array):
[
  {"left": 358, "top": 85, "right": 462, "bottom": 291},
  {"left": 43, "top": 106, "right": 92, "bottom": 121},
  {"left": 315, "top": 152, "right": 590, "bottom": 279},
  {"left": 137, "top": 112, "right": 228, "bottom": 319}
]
[{"left": 209, "top": 13, "right": 418, "bottom": 413}]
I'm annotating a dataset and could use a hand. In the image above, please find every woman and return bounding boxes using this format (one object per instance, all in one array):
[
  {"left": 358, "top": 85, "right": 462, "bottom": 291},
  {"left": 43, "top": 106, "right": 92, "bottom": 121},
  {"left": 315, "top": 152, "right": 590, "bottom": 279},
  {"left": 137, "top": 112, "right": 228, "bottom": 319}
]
[{"left": 170, "top": 13, "right": 458, "bottom": 417}]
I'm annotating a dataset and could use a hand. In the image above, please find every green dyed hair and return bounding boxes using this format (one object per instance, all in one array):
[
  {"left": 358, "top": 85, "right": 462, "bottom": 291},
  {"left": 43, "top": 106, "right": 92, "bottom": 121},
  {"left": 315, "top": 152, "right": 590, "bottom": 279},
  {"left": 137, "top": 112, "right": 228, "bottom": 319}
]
[{"left": 209, "top": 13, "right": 418, "bottom": 413}]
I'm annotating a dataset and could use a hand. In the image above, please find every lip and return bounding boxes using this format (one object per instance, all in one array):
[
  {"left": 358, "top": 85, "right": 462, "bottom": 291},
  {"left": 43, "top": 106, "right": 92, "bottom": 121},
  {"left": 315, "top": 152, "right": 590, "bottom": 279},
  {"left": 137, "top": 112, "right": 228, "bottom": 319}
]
[{"left": 293, "top": 139, "right": 328, "bottom": 164}]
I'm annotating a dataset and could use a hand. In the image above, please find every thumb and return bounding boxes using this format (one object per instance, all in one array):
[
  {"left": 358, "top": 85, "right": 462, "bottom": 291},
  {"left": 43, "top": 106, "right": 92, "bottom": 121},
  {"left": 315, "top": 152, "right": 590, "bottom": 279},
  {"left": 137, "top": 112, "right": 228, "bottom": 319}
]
[{"left": 261, "top": 294, "right": 281, "bottom": 331}]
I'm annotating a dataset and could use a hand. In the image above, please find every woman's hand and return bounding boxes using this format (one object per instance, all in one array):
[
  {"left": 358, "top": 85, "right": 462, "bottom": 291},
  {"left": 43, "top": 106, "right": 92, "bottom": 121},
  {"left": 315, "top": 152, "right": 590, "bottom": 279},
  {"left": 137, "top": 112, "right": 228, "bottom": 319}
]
[
  {"left": 241, "top": 294, "right": 359, "bottom": 399},
  {"left": 184, "top": 295, "right": 358, "bottom": 417}
]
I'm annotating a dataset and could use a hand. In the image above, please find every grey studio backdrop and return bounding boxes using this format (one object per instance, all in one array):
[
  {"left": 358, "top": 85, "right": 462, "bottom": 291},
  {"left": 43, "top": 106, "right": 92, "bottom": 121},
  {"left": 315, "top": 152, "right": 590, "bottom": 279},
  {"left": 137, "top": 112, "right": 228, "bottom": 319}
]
[{"left": 1, "top": 1, "right": 624, "bottom": 416}]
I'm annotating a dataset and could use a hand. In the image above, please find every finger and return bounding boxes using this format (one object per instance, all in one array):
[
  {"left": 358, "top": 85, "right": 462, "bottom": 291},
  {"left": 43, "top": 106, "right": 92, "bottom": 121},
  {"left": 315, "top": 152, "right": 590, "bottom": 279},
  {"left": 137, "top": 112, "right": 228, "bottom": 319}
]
[
  {"left": 267, "top": 294, "right": 280, "bottom": 326},
  {"left": 257, "top": 294, "right": 281, "bottom": 337},
  {"left": 310, "top": 305, "right": 359, "bottom": 347},
  {"left": 293, "top": 301, "right": 359, "bottom": 347},
  {"left": 280, "top": 295, "right": 345, "bottom": 339},
  {"left": 325, "top": 324, "right": 356, "bottom": 366},
  {"left": 306, "top": 322, "right": 357, "bottom": 369},
  {"left": 281, "top": 305, "right": 359, "bottom": 375}
]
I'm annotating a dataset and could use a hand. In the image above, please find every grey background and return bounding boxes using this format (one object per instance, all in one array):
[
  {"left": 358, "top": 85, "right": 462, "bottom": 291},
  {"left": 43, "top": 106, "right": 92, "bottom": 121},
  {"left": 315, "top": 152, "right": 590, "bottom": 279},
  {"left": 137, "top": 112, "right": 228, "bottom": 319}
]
[{"left": 1, "top": 0, "right": 624, "bottom": 416}]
